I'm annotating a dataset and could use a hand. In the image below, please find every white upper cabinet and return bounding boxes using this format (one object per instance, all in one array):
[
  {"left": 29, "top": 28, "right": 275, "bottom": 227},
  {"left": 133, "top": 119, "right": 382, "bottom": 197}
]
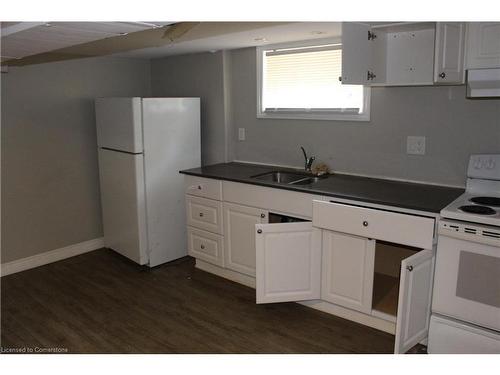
[
  {"left": 466, "top": 22, "right": 500, "bottom": 69},
  {"left": 341, "top": 22, "right": 466, "bottom": 86},
  {"left": 255, "top": 222, "right": 322, "bottom": 304},
  {"left": 341, "top": 22, "right": 373, "bottom": 85},
  {"left": 434, "top": 22, "right": 466, "bottom": 84}
]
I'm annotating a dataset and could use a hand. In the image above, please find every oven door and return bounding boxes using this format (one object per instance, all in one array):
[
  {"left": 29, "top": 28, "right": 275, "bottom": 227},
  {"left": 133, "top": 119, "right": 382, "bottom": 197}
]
[{"left": 432, "top": 227, "right": 500, "bottom": 332}]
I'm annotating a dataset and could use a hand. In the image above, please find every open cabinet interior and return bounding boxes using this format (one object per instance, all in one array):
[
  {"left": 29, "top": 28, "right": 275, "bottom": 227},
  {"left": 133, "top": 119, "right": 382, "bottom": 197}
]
[{"left": 372, "top": 241, "right": 420, "bottom": 317}]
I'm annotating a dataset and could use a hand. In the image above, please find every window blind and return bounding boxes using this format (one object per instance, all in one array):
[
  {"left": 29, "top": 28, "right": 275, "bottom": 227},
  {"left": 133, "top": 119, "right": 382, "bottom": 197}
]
[{"left": 262, "top": 46, "right": 364, "bottom": 112}]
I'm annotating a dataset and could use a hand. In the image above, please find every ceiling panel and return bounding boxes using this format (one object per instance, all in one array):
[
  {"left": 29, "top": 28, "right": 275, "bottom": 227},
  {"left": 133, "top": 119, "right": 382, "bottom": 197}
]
[
  {"left": 115, "top": 22, "right": 342, "bottom": 59},
  {"left": 1, "top": 22, "right": 172, "bottom": 60}
]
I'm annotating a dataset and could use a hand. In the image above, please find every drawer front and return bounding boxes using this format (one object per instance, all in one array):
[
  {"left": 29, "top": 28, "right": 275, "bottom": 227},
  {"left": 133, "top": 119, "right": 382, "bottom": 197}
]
[
  {"left": 186, "top": 195, "right": 223, "bottom": 234},
  {"left": 313, "top": 200, "right": 435, "bottom": 249},
  {"left": 187, "top": 226, "right": 224, "bottom": 267},
  {"left": 223, "top": 181, "right": 322, "bottom": 219},
  {"left": 184, "top": 175, "right": 222, "bottom": 201}
]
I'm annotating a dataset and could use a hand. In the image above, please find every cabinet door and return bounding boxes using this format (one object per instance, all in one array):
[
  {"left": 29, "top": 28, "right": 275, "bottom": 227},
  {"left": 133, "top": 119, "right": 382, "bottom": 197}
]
[
  {"left": 224, "top": 202, "right": 266, "bottom": 277},
  {"left": 394, "top": 250, "right": 434, "bottom": 354},
  {"left": 256, "top": 222, "right": 321, "bottom": 304},
  {"left": 434, "top": 22, "right": 466, "bottom": 84},
  {"left": 321, "top": 231, "right": 375, "bottom": 314},
  {"left": 466, "top": 22, "right": 500, "bottom": 69},
  {"left": 341, "top": 22, "right": 373, "bottom": 85}
]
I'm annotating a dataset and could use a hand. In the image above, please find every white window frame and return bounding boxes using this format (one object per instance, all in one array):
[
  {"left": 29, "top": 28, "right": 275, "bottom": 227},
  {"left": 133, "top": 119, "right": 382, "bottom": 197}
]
[{"left": 256, "top": 38, "right": 371, "bottom": 122}]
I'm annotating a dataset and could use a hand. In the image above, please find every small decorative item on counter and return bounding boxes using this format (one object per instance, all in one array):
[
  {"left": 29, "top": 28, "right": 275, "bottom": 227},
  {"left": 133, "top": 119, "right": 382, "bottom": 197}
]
[{"left": 312, "top": 162, "right": 331, "bottom": 176}]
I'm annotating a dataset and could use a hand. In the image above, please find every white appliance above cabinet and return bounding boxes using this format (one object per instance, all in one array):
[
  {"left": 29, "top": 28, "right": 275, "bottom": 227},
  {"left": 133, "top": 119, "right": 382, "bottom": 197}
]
[{"left": 341, "top": 22, "right": 466, "bottom": 86}]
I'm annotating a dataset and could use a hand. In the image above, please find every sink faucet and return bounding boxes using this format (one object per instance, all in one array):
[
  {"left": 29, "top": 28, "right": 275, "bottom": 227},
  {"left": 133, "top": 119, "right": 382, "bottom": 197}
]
[{"left": 300, "top": 146, "right": 315, "bottom": 173}]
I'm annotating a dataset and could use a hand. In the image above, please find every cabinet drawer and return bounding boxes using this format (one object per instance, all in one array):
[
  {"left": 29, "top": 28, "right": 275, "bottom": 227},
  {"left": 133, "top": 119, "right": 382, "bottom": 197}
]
[
  {"left": 184, "top": 175, "right": 222, "bottom": 201},
  {"left": 187, "top": 227, "right": 224, "bottom": 267},
  {"left": 186, "top": 195, "right": 223, "bottom": 234},
  {"left": 313, "top": 200, "right": 435, "bottom": 249}
]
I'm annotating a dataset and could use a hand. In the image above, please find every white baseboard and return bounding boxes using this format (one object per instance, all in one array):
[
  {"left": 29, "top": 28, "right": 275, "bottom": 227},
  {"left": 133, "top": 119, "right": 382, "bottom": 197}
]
[
  {"left": 1, "top": 237, "right": 104, "bottom": 277},
  {"left": 195, "top": 259, "right": 256, "bottom": 289}
]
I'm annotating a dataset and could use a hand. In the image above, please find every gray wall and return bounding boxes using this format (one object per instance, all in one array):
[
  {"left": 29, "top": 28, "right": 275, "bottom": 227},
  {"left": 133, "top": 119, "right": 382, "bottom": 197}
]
[
  {"left": 151, "top": 51, "right": 229, "bottom": 165},
  {"left": 230, "top": 48, "right": 500, "bottom": 187},
  {"left": 1, "top": 56, "right": 151, "bottom": 263}
]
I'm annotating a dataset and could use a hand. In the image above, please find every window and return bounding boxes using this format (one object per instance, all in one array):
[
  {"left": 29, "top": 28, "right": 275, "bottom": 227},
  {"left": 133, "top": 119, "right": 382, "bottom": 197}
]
[{"left": 257, "top": 39, "right": 370, "bottom": 121}]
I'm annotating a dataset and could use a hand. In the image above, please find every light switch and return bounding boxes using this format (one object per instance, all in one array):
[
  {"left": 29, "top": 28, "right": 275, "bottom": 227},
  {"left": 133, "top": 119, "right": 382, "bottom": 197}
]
[
  {"left": 238, "top": 128, "right": 246, "bottom": 141},
  {"left": 407, "top": 136, "right": 426, "bottom": 155}
]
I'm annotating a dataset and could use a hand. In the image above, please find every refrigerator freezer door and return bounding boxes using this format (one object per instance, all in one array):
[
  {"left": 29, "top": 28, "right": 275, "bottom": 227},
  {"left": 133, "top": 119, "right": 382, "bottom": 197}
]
[
  {"left": 95, "top": 97, "right": 143, "bottom": 153},
  {"left": 142, "top": 98, "right": 201, "bottom": 266},
  {"left": 98, "top": 149, "right": 148, "bottom": 265}
]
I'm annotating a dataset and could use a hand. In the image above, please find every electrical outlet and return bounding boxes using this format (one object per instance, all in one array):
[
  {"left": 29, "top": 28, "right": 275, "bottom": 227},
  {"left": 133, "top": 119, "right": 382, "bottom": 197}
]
[
  {"left": 407, "top": 136, "right": 426, "bottom": 155},
  {"left": 238, "top": 128, "right": 246, "bottom": 141}
]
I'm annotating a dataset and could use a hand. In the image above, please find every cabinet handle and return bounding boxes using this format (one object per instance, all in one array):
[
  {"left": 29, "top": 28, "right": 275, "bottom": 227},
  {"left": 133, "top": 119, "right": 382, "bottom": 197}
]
[
  {"left": 260, "top": 213, "right": 266, "bottom": 218},
  {"left": 439, "top": 72, "right": 446, "bottom": 79},
  {"left": 199, "top": 212, "right": 204, "bottom": 217},
  {"left": 363, "top": 221, "right": 369, "bottom": 227},
  {"left": 257, "top": 229, "right": 262, "bottom": 234},
  {"left": 406, "top": 265, "right": 414, "bottom": 272},
  {"left": 200, "top": 244, "right": 205, "bottom": 250}
]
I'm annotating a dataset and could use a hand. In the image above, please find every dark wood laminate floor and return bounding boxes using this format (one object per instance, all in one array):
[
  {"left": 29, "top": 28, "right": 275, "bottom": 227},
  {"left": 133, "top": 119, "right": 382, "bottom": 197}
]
[{"left": 1, "top": 249, "right": 397, "bottom": 354}]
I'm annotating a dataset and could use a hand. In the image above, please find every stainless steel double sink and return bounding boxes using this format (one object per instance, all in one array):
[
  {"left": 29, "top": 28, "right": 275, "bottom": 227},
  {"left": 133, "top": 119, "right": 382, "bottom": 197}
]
[{"left": 250, "top": 171, "right": 327, "bottom": 185}]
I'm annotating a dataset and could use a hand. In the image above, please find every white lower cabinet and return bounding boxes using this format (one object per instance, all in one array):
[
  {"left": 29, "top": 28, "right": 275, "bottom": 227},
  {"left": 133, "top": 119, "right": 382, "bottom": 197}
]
[
  {"left": 184, "top": 176, "right": 438, "bottom": 353},
  {"left": 187, "top": 226, "right": 224, "bottom": 267},
  {"left": 223, "top": 202, "right": 267, "bottom": 277},
  {"left": 394, "top": 249, "right": 434, "bottom": 353},
  {"left": 321, "top": 231, "right": 375, "bottom": 315},
  {"left": 255, "top": 222, "right": 322, "bottom": 303},
  {"left": 254, "top": 198, "right": 436, "bottom": 353}
]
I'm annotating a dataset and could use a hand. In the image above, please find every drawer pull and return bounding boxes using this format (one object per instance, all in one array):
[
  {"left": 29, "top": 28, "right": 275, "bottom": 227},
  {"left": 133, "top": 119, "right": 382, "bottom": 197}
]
[
  {"left": 199, "top": 212, "right": 204, "bottom": 217},
  {"left": 406, "top": 265, "right": 413, "bottom": 272},
  {"left": 200, "top": 244, "right": 205, "bottom": 250},
  {"left": 363, "top": 221, "right": 369, "bottom": 227},
  {"left": 257, "top": 229, "right": 262, "bottom": 234}
]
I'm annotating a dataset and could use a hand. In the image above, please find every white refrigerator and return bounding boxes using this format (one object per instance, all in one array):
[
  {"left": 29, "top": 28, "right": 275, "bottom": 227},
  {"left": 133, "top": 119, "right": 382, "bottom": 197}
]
[{"left": 95, "top": 97, "right": 200, "bottom": 267}]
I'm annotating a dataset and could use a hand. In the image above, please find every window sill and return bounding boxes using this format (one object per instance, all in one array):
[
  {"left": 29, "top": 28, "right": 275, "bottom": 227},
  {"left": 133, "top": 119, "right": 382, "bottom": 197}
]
[{"left": 256, "top": 112, "right": 371, "bottom": 122}]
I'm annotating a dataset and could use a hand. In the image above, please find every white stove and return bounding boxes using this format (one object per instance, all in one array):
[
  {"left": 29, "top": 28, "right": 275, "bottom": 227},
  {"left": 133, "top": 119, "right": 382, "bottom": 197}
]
[
  {"left": 440, "top": 154, "right": 500, "bottom": 227},
  {"left": 429, "top": 154, "right": 500, "bottom": 354}
]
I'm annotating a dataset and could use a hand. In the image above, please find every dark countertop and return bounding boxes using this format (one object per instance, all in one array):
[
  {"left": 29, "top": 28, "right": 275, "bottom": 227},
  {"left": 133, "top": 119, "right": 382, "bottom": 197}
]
[{"left": 180, "top": 162, "right": 464, "bottom": 214}]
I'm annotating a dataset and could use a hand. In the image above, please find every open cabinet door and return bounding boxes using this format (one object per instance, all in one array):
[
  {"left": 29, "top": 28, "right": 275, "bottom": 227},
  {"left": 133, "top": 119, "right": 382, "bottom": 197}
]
[
  {"left": 341, "top": 22, "right": 373, "bottom": 85},
  {"left": 255, "top": 222, "right": 321, "bottom": 304},
  {"left": 394, "top": 250, "right": 434, "bottom": 353}
]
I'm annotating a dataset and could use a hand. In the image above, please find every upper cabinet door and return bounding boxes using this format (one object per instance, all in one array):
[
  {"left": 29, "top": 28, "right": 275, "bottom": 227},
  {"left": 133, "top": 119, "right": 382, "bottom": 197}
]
[
  {"left": 434, "top": 22, "right": 466, "bottom": 84},
  {"left": 394, "top": 250, "right": 434, "bottom": 354},
  {"left": 321, "top": 231, "right": 375, "bottom": 315},
  {"left": 255, "top": 222, "right": 321, "bottom": 304},
  {"left": 95, "top": 97, "right": 143, "bottom": 153},
  {"left": 466, "top": 22, "right": 500, "bottom": 69},
  {"left": 341, "top": 22, "right": 373, "bottom": 85}
]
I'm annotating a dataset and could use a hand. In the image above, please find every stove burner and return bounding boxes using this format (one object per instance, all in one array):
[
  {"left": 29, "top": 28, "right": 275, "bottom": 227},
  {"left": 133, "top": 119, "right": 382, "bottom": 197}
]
[
  {"left": 470, "top": 196, "right": 500, "bottom": 207},
  {"left": 459, "top": 205, "right": 497, "bottom": 215}
]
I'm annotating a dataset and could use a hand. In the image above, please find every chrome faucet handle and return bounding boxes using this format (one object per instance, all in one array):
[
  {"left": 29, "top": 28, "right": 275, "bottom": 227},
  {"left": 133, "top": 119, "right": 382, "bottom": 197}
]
[
  {"left": 300, "top": 146, "right": 315, "bottom": 172},
  {"left": 306, "top": 156, "right": 316, "bottom": 172}
]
